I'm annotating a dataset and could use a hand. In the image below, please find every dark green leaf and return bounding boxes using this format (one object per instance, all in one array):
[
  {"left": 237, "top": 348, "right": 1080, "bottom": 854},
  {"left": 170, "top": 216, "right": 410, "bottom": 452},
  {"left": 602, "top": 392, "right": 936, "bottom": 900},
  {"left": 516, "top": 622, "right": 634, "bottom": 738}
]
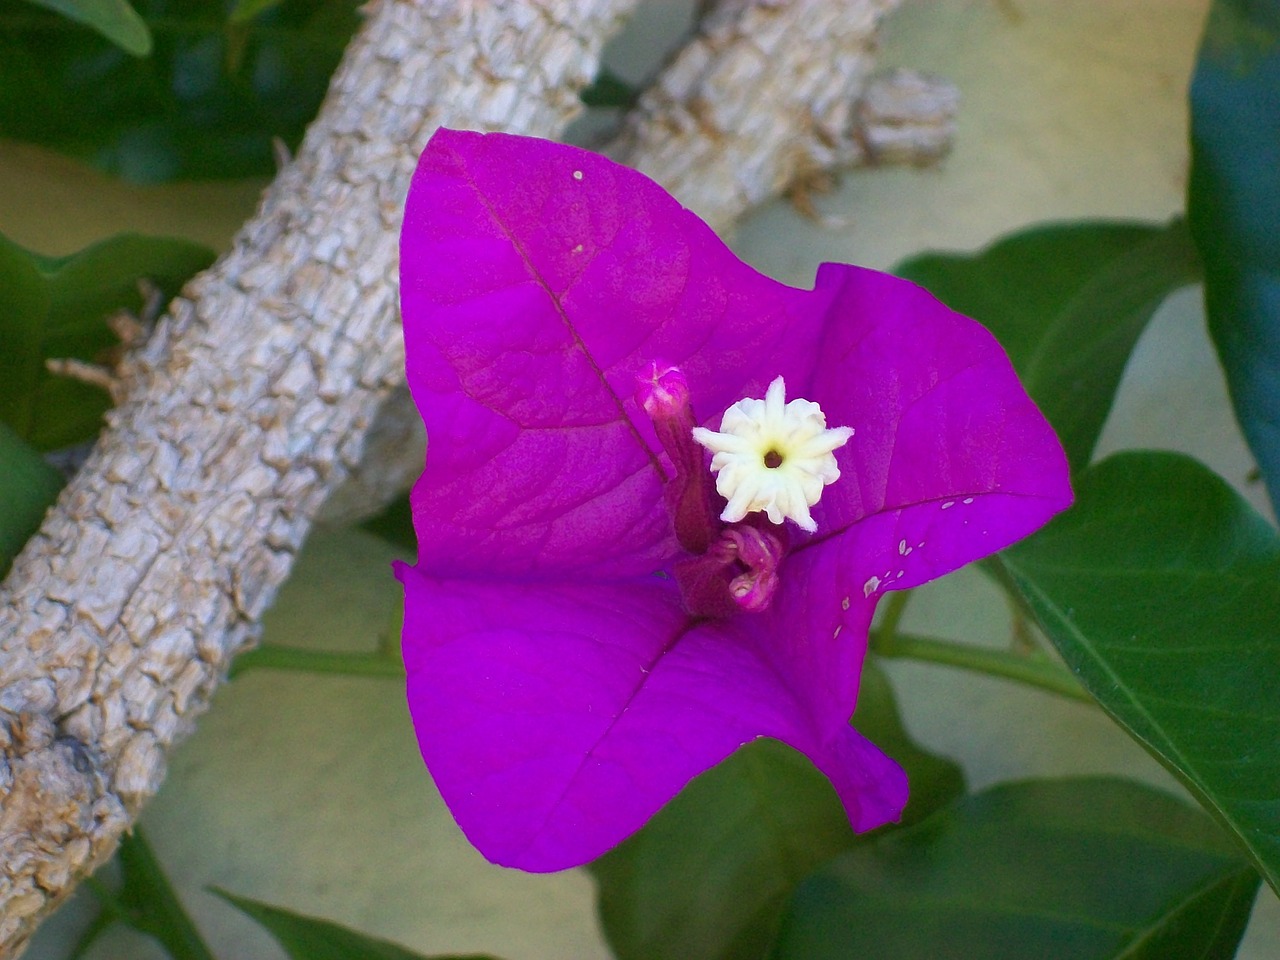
[
  {"left": 896, "top": 220, "right": 1201, "bottom": 471},
  {"left": 0, "top": 0, "right": 359, "bottom": 181},
  {"left": 590, "top": 661, "right": 964, "bottom": 960},
  {"left": 1188, "top": 0, "right": 1280, "bottom": 517},
  {"left": 772, "top": 777, "right": 1260, "bottom": 960},
  {"left": 19, "top": 0, "right": 150, "bottom": 54},
  {"left": 580, "top": 68, "right": 639, "bottom": 108},
  {"left": 115, "top": 827, "right": 217, "bottom": 960},
  {"left": 359, "top": 491, "right": 416, "bottom": 555},
  {"left": 0, "top": 233, "right": 49, "bottom": 439},
  {"left": 228, "top": 0, "right": 284, "bottom": 24},
  {"left": 0, "top": 231, "right": 213, "bottom": 450},
  {"left": 0, "top": 421, "right": 63, "bottom": 576},
  {"left": 212, "top": 888, "right": 503, "bottom": 960},
  {"left": 1001, "top": 452, "right": 1280, "bottom": 895},
  {"left": 65, "top": 904, "right": 116, "bottom": 960}
]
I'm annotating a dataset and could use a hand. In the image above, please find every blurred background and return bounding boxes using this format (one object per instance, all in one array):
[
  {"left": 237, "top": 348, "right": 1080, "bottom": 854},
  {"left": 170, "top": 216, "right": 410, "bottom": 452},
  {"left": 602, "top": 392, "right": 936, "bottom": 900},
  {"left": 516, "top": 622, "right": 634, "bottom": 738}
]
[{"left": 3, "top": 0, "right": 1276, "bottom": 956}]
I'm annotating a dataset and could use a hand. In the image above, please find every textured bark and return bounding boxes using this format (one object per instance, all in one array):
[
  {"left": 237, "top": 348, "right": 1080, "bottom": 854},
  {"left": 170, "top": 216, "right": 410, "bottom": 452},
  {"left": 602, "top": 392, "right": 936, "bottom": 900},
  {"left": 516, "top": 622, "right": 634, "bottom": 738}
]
[
  {"left": 322, "top": 2, "right": 960, "bottom": 527},
  {"left": 611, "top": 0, "right": 904, "bottom": 234},
  {"left": 0, "top": 0, "right": 633, "bottom": 952},
  {"left": 854, "top": 68, "right": 960, "bottom": 168}
]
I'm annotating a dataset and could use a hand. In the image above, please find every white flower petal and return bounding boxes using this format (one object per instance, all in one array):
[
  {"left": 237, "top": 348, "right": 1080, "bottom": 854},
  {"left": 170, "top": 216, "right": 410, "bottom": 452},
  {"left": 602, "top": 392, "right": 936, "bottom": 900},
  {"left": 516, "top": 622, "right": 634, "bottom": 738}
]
[{"left": 691, "top": 377, "right": 853, "bottom": 531}]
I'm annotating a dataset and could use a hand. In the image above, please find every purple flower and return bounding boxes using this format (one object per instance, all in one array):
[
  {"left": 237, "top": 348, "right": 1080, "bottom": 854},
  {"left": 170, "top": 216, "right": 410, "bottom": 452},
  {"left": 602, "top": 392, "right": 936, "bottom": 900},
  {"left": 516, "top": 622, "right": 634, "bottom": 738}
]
[{"left": 395, "top": 129, "right": 1072, "bottom": 872}]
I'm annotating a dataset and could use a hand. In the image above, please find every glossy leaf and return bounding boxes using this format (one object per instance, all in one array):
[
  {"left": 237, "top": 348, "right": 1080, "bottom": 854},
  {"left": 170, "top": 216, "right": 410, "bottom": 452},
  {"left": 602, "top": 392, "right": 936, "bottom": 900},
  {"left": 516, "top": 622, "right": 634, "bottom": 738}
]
[
  {"left": 1188, "top": 0, "right": 1280, "bottom": 516},
  {"left": 0, "top": 231, "right": 213, "bottom": 450},
  {"left": 0, "top": 0, "right": 358, "bottom": 182},
  {"left": 213, "top": 889, "right": 504, "bottom": 960},
  {"left": 897, "top": 220, "right": 1201, "bottom": 472},
  {"left": 1002, "top": 452, "right": 1280, "bottom": 895},
  {"left": 590, "top": 662, "right": 964, "bottom": 960},
  {"left": 0, "top": 422, "right": 63, "bottom": 576},
  {"left": 105, "top": 827, "right": 217, "bottom": 960},
  {"left": 772, "top": 777, "right": 1260, "bottom": 960},
  {"left": 20, "top": 0, "right": 150, "bottom": 54}
]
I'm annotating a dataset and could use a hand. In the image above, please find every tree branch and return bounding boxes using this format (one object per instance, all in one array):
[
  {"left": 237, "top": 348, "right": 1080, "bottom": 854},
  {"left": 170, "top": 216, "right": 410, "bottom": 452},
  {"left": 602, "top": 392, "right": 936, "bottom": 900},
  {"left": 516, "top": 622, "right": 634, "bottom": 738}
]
[
  {"left": 0, "top": 0, "right": 634, "bottom": 951},
  {"left": 613, "top": 0, "right": 903, "bottom": 233}
]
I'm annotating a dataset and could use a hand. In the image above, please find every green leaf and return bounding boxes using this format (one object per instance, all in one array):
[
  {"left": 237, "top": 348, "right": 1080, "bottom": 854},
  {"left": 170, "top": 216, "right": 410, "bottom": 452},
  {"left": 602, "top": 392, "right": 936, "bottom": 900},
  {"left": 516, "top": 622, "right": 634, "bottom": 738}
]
[
  {"left": 0, "top": 421, "right": 63, "bottom": 576},
  {"left": 896, "top": 220, "right": 1201, "bottom": 472},
  {"left": 359, "top": 491, "right": 416, "bottom": 554},
  {"left": 65, "top": 906, "right": 116, "bottom": 960},
  {"left": 228, "top": 0, "right": 285, "bottom": 24},
  {"left": 212, "top": 888, "right": 503, "bottom": 960},
  {"left": 19, "top": 0, "right": 150, "bottom": 55},
  {"left": 771, "top": 777, "right": 1261, "bottom": 960},
  {"left": 1001, "top": 452, "right": 1280, "bottom": 895},
  {"left": 590, "top": 661, "right": 964, "bottom": 960},
  {"left": 113, "top": 827, "right": 218, "bottom": 960},
  {"left": 580, "top": 68, "right": 640, "bottom": 108},
  {"left": 1188, "top": 0, "right": 1280, "bottom": 517},
  {"left": 0, "top": 0, "right": 359, "bottom": 182},
  {"left": 0, "top": 231, "right": 213, "bottom": 450}
]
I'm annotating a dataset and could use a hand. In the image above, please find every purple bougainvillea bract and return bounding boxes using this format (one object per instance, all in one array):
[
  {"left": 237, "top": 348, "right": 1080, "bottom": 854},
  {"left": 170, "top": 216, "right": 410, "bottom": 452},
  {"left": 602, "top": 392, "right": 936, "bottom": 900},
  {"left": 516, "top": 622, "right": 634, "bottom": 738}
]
[{"left": 395, "top": 128, "right": 1072, "bottom": 872}]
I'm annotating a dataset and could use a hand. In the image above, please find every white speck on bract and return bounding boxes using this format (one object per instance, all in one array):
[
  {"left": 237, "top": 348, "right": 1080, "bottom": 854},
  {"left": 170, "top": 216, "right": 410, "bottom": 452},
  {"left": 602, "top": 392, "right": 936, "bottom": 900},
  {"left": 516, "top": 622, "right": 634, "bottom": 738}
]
[
  {"left": 963, "top": 497, "right": 974, "bottom": 504},
  {"left": 841, "top": 596, "right": 850, "bottom": 611},
  {"left": 572, "top": 244, "right": 584, "bottom": 254},
  {"left": 863, "top": 576, "right": 881, "bottom": 597},
  {"left": 572, "top": 170, "right": 583, "bottom": 180},
  {"left": 942, "top": 501, "right": 955, "bottom": 510},
  {"left": 898, "top": 539, "right": 907, "bottom": 555},
  {"left": 833, "top": 625, "right": 843, "bottom": 640}
]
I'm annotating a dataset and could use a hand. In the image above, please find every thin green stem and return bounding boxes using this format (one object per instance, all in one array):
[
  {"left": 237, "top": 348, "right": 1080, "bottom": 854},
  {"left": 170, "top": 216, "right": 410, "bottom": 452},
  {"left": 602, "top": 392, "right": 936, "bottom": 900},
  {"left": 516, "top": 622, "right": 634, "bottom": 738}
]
[
  {"left": 377, "top": 608, "right": 403, "bottom": 659},
  {"left": 876, "top": 588, "right": 912, "bottom": 646},
  {"left": 984, "top": 555, "right": 1045, "bottom": 653},
  {"left": 871, "top": 628, "right": 1093, "bottom": 704},
  {"left": 1004, "top": 588, "right": 1037, "bottom": 653},
  {"left": 229, "top": 645, "right": 403, "bottom": 680},
  {"left": 81, "top": 875, "right": 131, "bottom": 924}
]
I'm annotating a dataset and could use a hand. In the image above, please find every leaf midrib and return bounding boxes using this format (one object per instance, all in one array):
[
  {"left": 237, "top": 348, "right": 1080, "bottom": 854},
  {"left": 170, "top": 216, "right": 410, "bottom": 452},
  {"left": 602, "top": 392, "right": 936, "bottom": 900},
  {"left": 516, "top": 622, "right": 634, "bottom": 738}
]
[{"left": 1006, "top": 562, "right": 1279, "bottom": 892}]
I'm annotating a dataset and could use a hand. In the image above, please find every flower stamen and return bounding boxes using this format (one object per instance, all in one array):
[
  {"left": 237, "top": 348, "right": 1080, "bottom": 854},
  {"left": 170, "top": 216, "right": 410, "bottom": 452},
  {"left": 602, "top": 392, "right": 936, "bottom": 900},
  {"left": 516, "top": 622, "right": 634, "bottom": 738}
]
[{"left": 692, "top": 376, "right": 852, "bottom": 533}]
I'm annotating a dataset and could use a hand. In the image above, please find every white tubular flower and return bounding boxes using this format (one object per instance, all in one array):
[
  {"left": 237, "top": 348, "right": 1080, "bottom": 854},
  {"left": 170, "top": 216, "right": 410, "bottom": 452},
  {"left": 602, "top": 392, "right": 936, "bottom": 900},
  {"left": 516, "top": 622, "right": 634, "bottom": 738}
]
[{"left": 691, "top": 376, "right": 853, "bottom": 533}]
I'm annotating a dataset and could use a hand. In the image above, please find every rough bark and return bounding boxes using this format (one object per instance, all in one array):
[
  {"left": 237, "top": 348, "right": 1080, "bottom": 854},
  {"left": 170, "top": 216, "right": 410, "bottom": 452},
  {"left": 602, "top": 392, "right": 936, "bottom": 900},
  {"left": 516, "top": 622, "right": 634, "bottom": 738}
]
[
  {"left": 854, "top": 68, "right": 961, "bottom": 168},
  {"left": 0, "top": 0, "right": 634, "bottom": 952},
  {"left": 610, "top": 0, "right": 904, "bottom": 234}
]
